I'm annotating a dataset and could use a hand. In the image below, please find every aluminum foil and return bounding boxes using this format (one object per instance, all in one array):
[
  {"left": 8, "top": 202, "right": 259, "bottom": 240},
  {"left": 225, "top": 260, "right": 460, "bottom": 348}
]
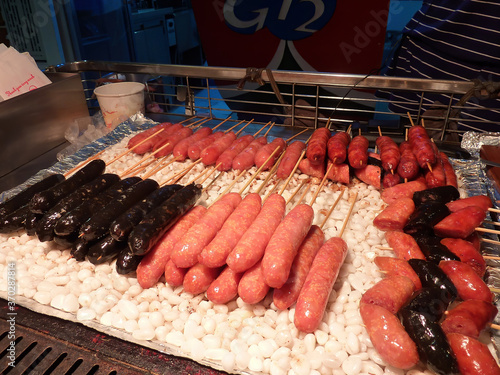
[{"left": 461, "top": 131, "right": 500, "bottom": 158}]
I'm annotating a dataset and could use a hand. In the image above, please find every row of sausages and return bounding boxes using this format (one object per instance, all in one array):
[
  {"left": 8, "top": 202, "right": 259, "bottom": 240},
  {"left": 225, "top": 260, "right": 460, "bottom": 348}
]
[{"left": 363, "top": 183, "right": 499, "bottom": 374}]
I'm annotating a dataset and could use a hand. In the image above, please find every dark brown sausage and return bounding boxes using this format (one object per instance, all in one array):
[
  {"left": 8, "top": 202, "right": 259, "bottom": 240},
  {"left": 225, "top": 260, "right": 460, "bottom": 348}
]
[{"left": 348, "top": 135, "right": 369, "bottom": 169}]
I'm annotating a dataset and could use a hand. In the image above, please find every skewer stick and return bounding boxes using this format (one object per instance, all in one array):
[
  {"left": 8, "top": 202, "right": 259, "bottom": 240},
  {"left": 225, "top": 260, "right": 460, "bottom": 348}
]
[
  {"left": 224, "top": 119, "right": 246, "bottom": 133},
  {"left": 186, "top": 166, "right": 211, "bottom": 185},
  {"left": 253, "top": 121, "right": 272, "bottom": 137},
  {"left": 189, "top": 117, "right": 211, "bottom": 129},
  {"left": 168, "top": 159, "right": 202, "bottom": 185},
  {"left": 179, "top": 116, "right": 197, "bottom": 124},
  {"left": 64, "top": 149, "right": 107, "bottom": 177},
  {"left": 286, "top": 178, "right": 309, "bottom": 205},
  {"left": 211, "top": 167, "right": 246, "bottom": 205},
  {"left": 346, "top": 124, "right": 352, "bottom": 135},
  {"left": 476, "top": 227, "right": 500, "bottom": 235},
  {"left": 279, "top": 149, "right": 306, "bottom": 195},
  {"left": 407, "top": 112, "right": 415, "bottom": 127},
  {"left": 489, "top": 287, "right": 500, "bottom": 294},
  {"left": 235, "top": 119, "right": 254, "bottom": 136},
  {"left": 296, "top": 180, "right": 312, "bottom": 205},
  {"left": 319, "top": 187, "right": 346, "bottom": 230},
  {"left": 286, "top": 128, "right": 309, "bottom": 144},
  {"left": 238, "top": 146, "right": 282, "bottom": 195},
  {"left": 105, "top": 128, "right": 165, "bottom": 166},
  {"left": 483, "top": 255, "right": 500, "bottom": 260},
  {"left": 123, "top": 158, "right": 158, "bottom": 178},
  {"left": 427, "top": 162, "right": 433, "bottom": 172},
  {"left": 119, "top": 140, "right": 173, "bottom": 177},
  {"left": 339, "top": 191, "right": 358, "bottom": 238},
  {"left": 211, "top": 116, "right": 231, "bottom": 131},
  {"left": 263, "top": 122, "right": 276, "bottom": 137},
  {"left": 255, "top": 150, "right": 286, "bottom": 195},
  {"left": 142, "top": 156, "right": 181, "bottom": 180},
  {"left": 489, "top": 207, "right": 500, "bottom": 213},
  {"left": 263, "top": 179, "right": 281, "bottom": 202},
  {"left": 481, "top": 237, "right": 500, "bottom": 246},
  {"left": 198, "top": 165, "right": 217, "bottom": 186},
  {"left": 490, "top": 323, "right": 500, "bottom": 330},
  {"left": 378, "top": 126, "right": 383, "bottom": 137},
  {"left": 202, "top": 171, "right": 223, "bottom": 193},
  {"left": 485, "top": 220, "right": 500, "bottom": 227},
  {"left": 309, "top": 163, "right": 333, "bottom": 206}
]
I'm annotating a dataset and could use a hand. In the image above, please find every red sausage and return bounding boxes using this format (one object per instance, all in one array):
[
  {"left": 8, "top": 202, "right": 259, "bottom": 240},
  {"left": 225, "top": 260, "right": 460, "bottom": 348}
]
[
  {"left": 441, "top": 300, "right": 498, "bottom": 338},
  {"left": 374, "top": 256, "right": 422, "bottom": 289},
  {"left": 298, "top": 158, "right": 325, "bottom": 179},
  {"left": 201, "top": 131, "right": 238, "bottom": 166},
  {"left": 373, "top": 197, "right": 415, "bottom": 231},
  {"left": 128, "top": 122, "right": 171, "bottom": 153},
  {"left": 354, "top": 165, "right": 381, "bottom": 189},
  {"left": 154, "top": 126, "right": 193, "bottom": 158},
  {"left": 232, "top": 136, "right": 267, "bottom": 171},
  {"left": 262, "top": 204, "right": 314, "bottom": 289},
  {"left": 384, "top": 231, "right": 426, "bottom": 260},
  {"left": 198, "top": 193, "right": 262, "bottom": 268},
  {"left": 148, "top": 123, "right": 184, "bottom": 152},
  {"left": 173, "top": 127, "right": 213, "bottom": 162},
  {"left": 206, "top": 266, "right": 242, "bottom": 304},
  {"left": 294, "top": 237, "right": 348, "bottom": 333},
  {"left": 183, "top": 263, "right": 222, "bottom": 295},
  {"left": 306, "top": 127, "right": 330, "bottom": 165},
  {"left": 397, "top": 141, "right": 419, "bottom": 180},
  {"left": 273, "top": 225, "right": 325, "bottom": 310},
  {"left": 381, "top": 180, "right": 427, "bottom": 204},
  {"left": 408, "top": 125, "right": 437, "bottom": 168},
  {"left": 254, "top": 137, "right": 286, "bottom": 170},
  {"left": 216, "top": 134, "right": 254, "bottom": 171},
  {"left": 226, "top": 194, "right": 286, "bottom": 273},
  {"left": 347, "top": 135, "right": 369, "bottom": 169},
  {"left": 446, "top": 333, "right": 500, "bottom": 375},
  {"left": 440, "top": 152, "right": 458, "bottom": 188},
  {"left": 446, "top": 195, "right": 493, "bottom": 213},
  {"left": 164, "top": 259, "right": 187, "bottom": 287},
  {"left": 327, "top": 131, "right": 351, "bottom": 164},
  {"left": 136, "top": 205, "right": 207, "bottom": 289},
  {"left": 360, "top": 302, "right": 420, "bottom": 369},
  {"left": 361, "top": 275, "right": 415, "bottom": 314},
  {"left": 188, "top": 131, "right": 224, "bottom": 160},
  {"left": 170, "top": 193, "right": 242, "bottom": 268},
  {"left": 434, "top": 205, "right": 486, "bottom": 238},
  {"left": 237, "top": 260, "right": 270, "bottom": 304},
  {"left": 276, "top": 141, "right": 306, "bottom": 179},
  {"left": 440, "top": 237, "right": 486, "bottom": 277},
  {"left": 382, "top": 172, "right": 402, "bottom": 188},
  {"left": 439, "top": 260, "right": 493, "bottom": 302},
  {"left": 425, "top": 155, "right": 446, "bottom": 188},
  {"left": 326, "top": 161, "right": 350, "bottom": 184},
  {"left": 376, "top": 136, "right": 401, "bottom": 172}
]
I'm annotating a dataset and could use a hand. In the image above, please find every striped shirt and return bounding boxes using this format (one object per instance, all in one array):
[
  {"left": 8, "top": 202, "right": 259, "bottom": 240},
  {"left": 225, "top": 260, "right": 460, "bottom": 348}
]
[{"left": 379, "top": 0, "right": 500, "bottom": 132}]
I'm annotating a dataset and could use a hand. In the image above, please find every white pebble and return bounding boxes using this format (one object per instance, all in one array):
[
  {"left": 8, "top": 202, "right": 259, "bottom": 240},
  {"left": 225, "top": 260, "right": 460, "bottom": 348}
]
[
  {"left": 33, "top": 291, "right": 51, "bottom": 305},
  {"left": 77, "top": 307, "right": 96, "bottom": 321},
  {"left": 117, "top": 299, "right": 139, "bottom": 320},
  {"left": 342, "top": 354, "right": 363, "bottom": 375}
]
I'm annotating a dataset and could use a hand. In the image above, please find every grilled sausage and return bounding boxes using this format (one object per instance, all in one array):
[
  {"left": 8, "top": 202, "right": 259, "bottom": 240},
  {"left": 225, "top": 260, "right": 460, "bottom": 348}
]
[
  {"left": 434, "top": 205, "right": 487, "bottom": 238},
  {"left": 0, "top": 205, "right": 30, "bottom": 234},
  {"left": 306, "top": 127, "right": 330, "bottom": 165},
  {"left": 216, "top": 134, "right": 254, "bottom": 171},
  {"left": 381, "top": 180, "right": 427, "bottom": 204},
  {"left": 183, "top": 263, "right": 222, "bottom": 295},
  {"left": 441, "top": 300, "right": 498, "bottom": 338},
  {"left": 153, "top": 126, "right": 193, "bottom": 158},
  {"left": 232, "top": 136, "right": 267, "bottom": 171},
  {"left": 254, "top": 137, "right": 286, "bottom": 170},
  {"left": 326, "top": 161, "right": 350, "bottom": 184},
  {"left": 397, "top": 141, "right": 419, "bottom": 180},
  {"left": 237, "top": 260, "right": 270, "bottom": 304},
  {"left": 408, "top": 125, "right": 437, "bottom": 169},
  {"left": 404, "top": 202, "right": 450, "bottom": 234},
  {"left": 446, "top": 333, "right": 500, "bottom": 375},
  {"left": 440, "top": 152, "right": 458, "bottom": 188},
  {"left": 87, "top": 235, "right": 127, "bottom": 265},
  {"left": 116, "top": 247, "right": 143, "bottom": 275},
  {"left": 347, "top": 135, "right": 369, "bottom": 169},
  {"left": 376, "top": 135, "right": 400, "bottom": 172},
  {"left": 127, "top": 122, "right": 172, "bottom": 154},
  {"left": 373, "top": 197, "right": 415, "bottom": 231},
  {"left": 382, "top": 171, "right": 402, "bottom": 188},
  {"left": 172, "top": 127, "right": 213, "bottom": 162},
  {"left": 298, "top": 158, "right": 325, "bottom": 179},
  {"left": 276, "top": 141, "right": 306, "bottom": 179},
  {"left": 408, "top": 258, "right": 457, "bottom": 304},
  {"left": 374, "top": 256, "right": 422, "bottom": 289},
  {"left": 354, "top": 164, "right": 381, "bottom": 189},
  {"left": 206, "top": 266, "right": 242, "bottom": 304},
  {"left": 411, "top": 232, "right": 461, "bottom": 264},
  {"left": 164, "top": 259, "right": 188, "bottom": 287},
  {"left": 361, "top": 275, "right": 415, "bottom": 314},
  {"left": 200, "top": 132, "right": 237, "bottom": 166},
  {"left": 445, "top": 194, "right": 492, "bottom": 213},
  {"left": 440, "top": 237, "right": 486, "bottom": 277},
  {"left": 384, "top": 231, "right": 426, "bottom": 260},
  {"left": 188, "top": 131, "right": 224, "bottom": 160},
  {"left": 327, "top": 131, "right": 350, "bottom": 164}
]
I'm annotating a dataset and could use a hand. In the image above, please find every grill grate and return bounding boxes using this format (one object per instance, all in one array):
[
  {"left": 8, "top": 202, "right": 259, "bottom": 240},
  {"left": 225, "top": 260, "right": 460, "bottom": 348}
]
[{"left": 0, "top": 299, "right": 226, "bottom": 375}]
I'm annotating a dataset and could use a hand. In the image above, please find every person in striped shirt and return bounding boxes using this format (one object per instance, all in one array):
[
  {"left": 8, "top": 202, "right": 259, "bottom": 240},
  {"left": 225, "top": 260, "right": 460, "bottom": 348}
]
[{"left": 379, "top": 0, "right": 500, "bottom": 138}]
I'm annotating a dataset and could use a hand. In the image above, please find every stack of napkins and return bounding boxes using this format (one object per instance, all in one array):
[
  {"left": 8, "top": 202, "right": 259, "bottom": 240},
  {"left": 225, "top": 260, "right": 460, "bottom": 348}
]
[{"left": 0, "top": 43, "right": 51, "bottom": 101}]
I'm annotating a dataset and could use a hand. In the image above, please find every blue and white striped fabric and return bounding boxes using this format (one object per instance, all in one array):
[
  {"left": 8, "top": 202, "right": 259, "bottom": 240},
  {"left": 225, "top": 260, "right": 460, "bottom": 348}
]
[{"left": 379, "top": 0, "right": 500, "bottom": 132}]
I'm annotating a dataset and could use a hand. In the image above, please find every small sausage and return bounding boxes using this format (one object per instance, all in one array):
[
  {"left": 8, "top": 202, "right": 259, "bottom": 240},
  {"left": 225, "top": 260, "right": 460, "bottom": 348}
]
[
  {"left": 361, "top": 275, "right": 415, "bottom": 314},
  {"left": 434, "top": 205, "right": 486, "bottom": 238},
  {"left": 276, "top": 140, "right": 306, "bottom": 179},
  {"left": 354, "top": 165, "right": 381, "bottom": 189},
  {"left": 116, "top": 247, "right": 143, "bottom": 275},
  {"left": 71, "top": 237, "right": 96, "bottom": 262},
  {"left": 147, "top": 123, "right": 184, "bottom": 152},
  {"left": 374, "top": 256, "right": 422, "bottom": 289},
  {"left": 232, "top": 136, "right": 267, "bottom": 171},
  {"left": 172, "top": 127, "right": 213, "bottom": 162},
  {"left": 254, "top": 137, "right": 286, "bottom": 170},
  {"left": 164, "top": 259, "right": 187, "bottom": 287},
  {"left": 382, "top": 172, "right": 402, "bottom": 188},
  {"left": 408, "top": 125, "right": 437, "bottom": 168},
  {"left": 226, "top": 193, "right": 286, "bottom": 273},
  {"left": 439, "top": 260, "right": 493, "bottom": 303},
  {"left": 440, "top": 237, "right": 486, "bottom": 277},
  {"left": 136, "top": 205, "right": 207, "bottom": 289},
  {"left": 400, "top": 308, "right": 459, "bottom": 375},
  {"left": 376, "top": 136, "right": 401, "bottom": 173},
  {"left": 413, "top": 185, "right": 460, "bottom": 207},
  {"left": 87, "top": 235, "right": 127, "bottom": 265},
  {"left": 200, "top": 132, "right": 237, "bottom": 166},
  {"left": 153, "top": 126, "right": 193, "bottom": 158},
  {"left": 294, "top": 237, "right": 348, "bottom": 333},
  {"left": 446, "top": 333, "right": 500, "bottom": 375},
  {"left": 306, "top": 127, "right": 330, "bottom": 165},
  {"left": 359, "top": 302, "right": 419, "bottom": 369},
  {"left": 373, "top": 197, "right": 415, "bottom": 231},
  {"left": 128, "top": 122, "right": 172, "bottom": 154},
  {"left": 183, "top": 263, "right": 222, "bottom": 295},
  {"left": 327, "top": 131, "right": 350, "bottom": 164},
  {"left": 198, "top": 193, "right": 261, "bottom": 268},
  {"left": 237, "top": 260, "right": 270, "bottom": 304},
  {"left": 298, "top": 158, "right": 325, "bottom": 179},
  {"left": 446, "top": 195, "right": 492, "bottom": 213},
  {"left": 381, "top": 180, "right": 427, "bottom": 205},
  {"left": 216, "top": 134, "right": 254, "bottom": 171},
  {"left": 326, "top": 161, "right": 350, "bottom": 184},
  {"left": 206, "top": 266, "right": 242, "bottom": 304},
  {"left": 441, "top": 300, "right": 498, "bottom": 338},
  {"left": 262, "top": 204, "right": 314, "bottom": 289},
  {"left": 188, "top": 131, "right": 224, "bottom": 160},
  {"left": 425, "top": 156, "right": 447, "bottom": 188},
  {"left": 384, "top": 231, "right": 426, "bottom": 260},
  {"left": 273, "top": 225, "right": 325, "bottom": 310},
  {"left": 440, "top": 152, "right": 458, "bottom": 188},
  {"left": 170, "top": 193, "right": 242, "bottom": 268},
  {"left": 397, "top": 141, "right": 419, "bottom": 180},
  {"left": 347, "top": 135, "right": 369, "bottom": 169}
]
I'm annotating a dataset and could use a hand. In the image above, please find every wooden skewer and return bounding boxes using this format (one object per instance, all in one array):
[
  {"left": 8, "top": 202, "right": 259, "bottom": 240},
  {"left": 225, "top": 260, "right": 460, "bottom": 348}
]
[
  {"left": 142, "top": 156, "right": 181, "bottom": 180},
  {"left": 64, "top": 149, "right": 107, "bottom": 177},
  {"left": 119, "top": 140, "right": 173, "bottom": 177},
  {"left": 262, "top": 178, "right": 281, "bottom": 202},
  {"left": 407, "top": 112, "right": 415, "bottom": 127},
  {"left": 378, "top": 126, "right": 383, "bottom": 137},
  {"left": 483, "top": 255, "right": 500, "bottom": 260},
  {"left": 263, "top": 122, "right": 275, "bottom": 137},
  {"left": 168, "top": 159, "right": 202, "bottom": 185},
  {"left": 481, "top": 237, "right": 500, "bottom": 246},
  {"left": 253, "top": 121, "right": 272, "bottom": 137},
  {"left": 199, "top": 165, "right": 218, "bottom": 186},
  {"left": 476, "top": 227, "right": 500, "bottom": 235},
  {"left": 179, "top": 116, "right": 197, "bottom": 124},
  {"left": 489, "top": 287, "right": 500, "bottom": 294},
  {"left": 286, "top": 178, "right": 309, "bottom": 205},
  {"left": 309, "top": 163, "right": 333, "bottom": 206},
  {"left": 296, "top": 180, "right": 312, "bottom": 205},
  {"left": 427, "top": 162, "right": 433, "bottom": 172},
  {"left": 286, "top": 128, "right": 309, "bottom": 144},
  {"left": 105, "top": 128, "right": 165, "bottom": 166},
  {"left": 490, "top": 323, "right": 500, "bottom": 330},
  {"left": 211, "top": 116, "right": 231, "bottom": 131},
  {"left": 122, "top": 158, "right": 158, "bottom": 178},
  {"left": 279, "top": 149, "right": 307, "bottom": 196},
  {"left": 339, "top": 191, "right": 358, "bottom": 238},
  {"left": 186, "top": 166, "right": 211, "bottom": 185},
  {"left": 489, "top": 207, "right": 500, "bottom": 213},
  {"left": 255, "top": 150, "right": 286, "bottom": 195},
  {"left": 238, "top": 145, "right": 282, "bottom": 195},
  {"left": 235, "top": 119, "right": 254, "bottom": 136},
  {"left": 319, "top": 187, "right": 346, "bottom": 230},
  {"left": 484, "top": 220, "right": 500, "bottom": 227},
  {"left": 202, "top": 171, "right": 223, "bottom": 194},
  {"left": 211, "top": 166, "right": 245, "bottom": 205},
  {"left": 224, "top": 119, "right": 246, "bottom": 134}
]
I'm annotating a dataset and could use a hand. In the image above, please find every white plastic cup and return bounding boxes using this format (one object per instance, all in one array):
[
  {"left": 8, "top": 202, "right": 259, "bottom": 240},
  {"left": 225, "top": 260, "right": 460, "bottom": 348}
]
[{"left": 94, "top": 82, "right": 145, "bottom": 129}]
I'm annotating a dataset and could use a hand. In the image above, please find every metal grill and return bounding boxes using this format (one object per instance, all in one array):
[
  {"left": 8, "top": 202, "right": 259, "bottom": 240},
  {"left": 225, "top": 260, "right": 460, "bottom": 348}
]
[{"left": 46, "top": 61, "right": 500, "bottom": 147}]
